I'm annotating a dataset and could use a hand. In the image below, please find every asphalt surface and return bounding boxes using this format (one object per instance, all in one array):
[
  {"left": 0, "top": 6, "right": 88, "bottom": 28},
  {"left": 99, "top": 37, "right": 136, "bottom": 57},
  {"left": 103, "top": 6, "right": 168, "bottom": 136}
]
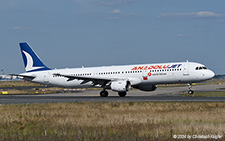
[{"left": 0, "top": 84, "right": 225, "bottom": 104}]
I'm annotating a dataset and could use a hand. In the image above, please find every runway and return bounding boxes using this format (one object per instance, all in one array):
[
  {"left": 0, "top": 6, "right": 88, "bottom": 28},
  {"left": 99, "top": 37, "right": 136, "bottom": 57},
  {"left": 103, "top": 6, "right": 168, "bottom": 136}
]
[{"left": 0, "top": 84, "right": 225, "bottom": 104}]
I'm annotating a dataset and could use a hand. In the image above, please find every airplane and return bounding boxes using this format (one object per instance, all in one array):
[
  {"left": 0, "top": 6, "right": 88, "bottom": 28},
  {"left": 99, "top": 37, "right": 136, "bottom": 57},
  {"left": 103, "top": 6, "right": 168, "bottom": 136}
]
[{"left": 16, "top": 42, "right": 215, "bottom": 97}]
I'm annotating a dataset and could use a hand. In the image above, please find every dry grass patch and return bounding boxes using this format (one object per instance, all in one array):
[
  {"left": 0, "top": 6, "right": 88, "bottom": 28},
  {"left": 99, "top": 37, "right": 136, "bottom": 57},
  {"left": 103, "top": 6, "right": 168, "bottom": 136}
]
[
  {"left": 0, "top": 102, "right": 224, "bottom": 140},
  {"left": 0, "top": 81, "right": 42, "bottom": 88}
]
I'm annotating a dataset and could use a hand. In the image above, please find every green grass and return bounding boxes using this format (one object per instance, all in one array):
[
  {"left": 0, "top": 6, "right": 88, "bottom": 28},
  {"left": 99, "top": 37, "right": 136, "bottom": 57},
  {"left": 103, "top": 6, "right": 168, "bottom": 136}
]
[{"left": 0, "top": 102, "right": 224, "bottom": 140}]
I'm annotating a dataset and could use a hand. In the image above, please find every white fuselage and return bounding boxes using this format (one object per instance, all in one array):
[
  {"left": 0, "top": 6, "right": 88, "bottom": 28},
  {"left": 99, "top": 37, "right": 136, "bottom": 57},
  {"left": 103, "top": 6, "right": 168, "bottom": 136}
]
[{"left": 20, "top": 62, "right": 215, "bottom": 88}]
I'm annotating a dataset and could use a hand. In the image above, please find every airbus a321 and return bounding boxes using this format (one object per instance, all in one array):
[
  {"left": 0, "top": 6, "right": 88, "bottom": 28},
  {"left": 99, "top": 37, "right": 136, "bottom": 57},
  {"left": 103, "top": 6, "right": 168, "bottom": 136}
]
[{"left": 17, "top": 42, "right": 215, "bottom": 97}]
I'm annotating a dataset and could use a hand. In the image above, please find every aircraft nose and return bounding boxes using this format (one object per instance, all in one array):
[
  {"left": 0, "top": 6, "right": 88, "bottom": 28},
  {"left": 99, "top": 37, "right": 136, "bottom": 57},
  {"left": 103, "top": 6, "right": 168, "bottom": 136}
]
[{"left": 207, "top": 70, "right": 215, "bottom": 79}]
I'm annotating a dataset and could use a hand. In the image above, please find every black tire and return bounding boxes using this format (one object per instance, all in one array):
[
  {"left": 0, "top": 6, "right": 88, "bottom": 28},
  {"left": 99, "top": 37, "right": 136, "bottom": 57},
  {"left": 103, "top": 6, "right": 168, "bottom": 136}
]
[
  {"left": 100, "top": 91, "right": 109, "bottom": 97},
  {"left": 118, "top": 92, "right": 127, "bottom": 97},
  {"left": 188, "top": 90, "right": 194, "bottom": 95}
]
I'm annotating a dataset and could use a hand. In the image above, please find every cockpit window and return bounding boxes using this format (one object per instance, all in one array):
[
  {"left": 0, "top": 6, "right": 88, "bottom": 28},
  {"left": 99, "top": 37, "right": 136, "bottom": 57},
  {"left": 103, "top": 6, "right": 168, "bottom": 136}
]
[{"left": 195, "top": 66, "right": 207, "bottom": 70}]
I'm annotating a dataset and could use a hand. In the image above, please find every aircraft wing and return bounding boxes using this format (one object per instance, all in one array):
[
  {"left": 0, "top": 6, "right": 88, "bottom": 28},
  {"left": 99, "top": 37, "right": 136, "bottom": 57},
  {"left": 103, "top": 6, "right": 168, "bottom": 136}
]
[{"left": 53, "top": 73, "right": 113, "bottom": 87}]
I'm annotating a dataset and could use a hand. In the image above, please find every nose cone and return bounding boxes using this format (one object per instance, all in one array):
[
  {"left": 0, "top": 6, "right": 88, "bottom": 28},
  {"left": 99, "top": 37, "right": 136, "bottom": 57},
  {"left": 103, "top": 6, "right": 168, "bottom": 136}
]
[{"left": 207, "top": 70, "right": 215, "bottom": 79}]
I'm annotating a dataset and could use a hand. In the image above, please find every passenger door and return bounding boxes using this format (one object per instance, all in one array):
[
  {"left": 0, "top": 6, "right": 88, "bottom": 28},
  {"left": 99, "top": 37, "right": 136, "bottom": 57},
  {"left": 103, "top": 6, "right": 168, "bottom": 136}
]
[
  {"left": 43, "top": 73, "right": 50, "bottom": 86},
  {"left": 183, "top": 63, "right": 189, "bottom": 76}
]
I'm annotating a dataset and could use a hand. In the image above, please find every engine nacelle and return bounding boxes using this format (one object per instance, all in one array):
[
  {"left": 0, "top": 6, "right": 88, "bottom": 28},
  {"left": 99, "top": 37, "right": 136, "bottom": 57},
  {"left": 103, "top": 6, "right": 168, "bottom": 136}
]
[
  {"left": 135, "top": 84, "right": 157, "bottom": 91},
  {"left": 111, "top": 80, "right": 131, "bottom": 92}
]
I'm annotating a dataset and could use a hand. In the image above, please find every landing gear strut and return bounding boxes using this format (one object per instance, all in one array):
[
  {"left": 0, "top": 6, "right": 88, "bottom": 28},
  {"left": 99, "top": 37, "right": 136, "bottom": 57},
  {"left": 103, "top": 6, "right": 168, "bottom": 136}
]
[
  {"left": 187, "top": 83, "right": 194, "bottom": 95},
  {"left": 100, "top": 90, "right": 109, "bottom": 97}
]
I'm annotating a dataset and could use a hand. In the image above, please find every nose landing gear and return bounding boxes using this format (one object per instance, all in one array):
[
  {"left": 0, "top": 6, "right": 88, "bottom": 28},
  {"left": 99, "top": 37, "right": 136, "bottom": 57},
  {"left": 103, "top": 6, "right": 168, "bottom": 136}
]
[
  {"left": 188, "top": 90, "right": 194, "bottom": 95},
  {"left": 187, "top": 83, "right": 194, "bottom": 95}
]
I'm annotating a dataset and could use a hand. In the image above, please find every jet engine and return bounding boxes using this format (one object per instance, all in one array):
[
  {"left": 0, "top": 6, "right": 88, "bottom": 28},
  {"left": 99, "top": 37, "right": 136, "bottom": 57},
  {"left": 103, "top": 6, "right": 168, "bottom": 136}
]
[
  {"left": 135, "top": 84, "right": 157, "bottom": 91},
  {"left": 111, "top": 80, "right": 131, "bottom": 92}
]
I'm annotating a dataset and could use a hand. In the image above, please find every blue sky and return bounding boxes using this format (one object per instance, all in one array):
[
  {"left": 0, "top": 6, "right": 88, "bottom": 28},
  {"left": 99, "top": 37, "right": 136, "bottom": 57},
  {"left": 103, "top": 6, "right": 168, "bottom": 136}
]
[{"left": 1, "top": 0, "right": 225, "bottom": 74}]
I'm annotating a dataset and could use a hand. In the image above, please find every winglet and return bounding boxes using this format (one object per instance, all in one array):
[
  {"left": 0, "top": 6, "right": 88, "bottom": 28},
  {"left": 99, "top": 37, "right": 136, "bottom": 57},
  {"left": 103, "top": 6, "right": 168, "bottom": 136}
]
[{"left": 20, "top": 42, "right": 51, "bottom": 72}]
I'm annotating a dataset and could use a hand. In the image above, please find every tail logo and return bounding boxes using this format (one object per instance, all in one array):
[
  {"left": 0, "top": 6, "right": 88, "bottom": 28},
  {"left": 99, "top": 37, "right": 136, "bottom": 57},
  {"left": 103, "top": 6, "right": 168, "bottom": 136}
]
[{"left": 22, "top": 50, "right": 44, "bottom": 72}]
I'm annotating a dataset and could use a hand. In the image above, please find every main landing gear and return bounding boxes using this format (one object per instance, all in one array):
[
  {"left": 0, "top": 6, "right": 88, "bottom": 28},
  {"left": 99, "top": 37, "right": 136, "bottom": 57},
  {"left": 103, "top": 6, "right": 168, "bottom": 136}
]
[
  {"left": 187, "top": 83, "right": 194, "bottom": 95},
  {"left": 100, "top": 90, "right": 109, "bottom": 97},
  {"left": 100, "top": 85, "right": 109, "bottom": 97},
  {"left": 118, "top": 92, "right": 127, "bottom": 97},
  {"left": 99, "top": 90, "right": 127, "bottom": 97}
]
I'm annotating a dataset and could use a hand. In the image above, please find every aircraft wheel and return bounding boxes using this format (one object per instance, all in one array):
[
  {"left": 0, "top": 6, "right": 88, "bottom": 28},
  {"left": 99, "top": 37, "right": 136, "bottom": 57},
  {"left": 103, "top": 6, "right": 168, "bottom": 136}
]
[
  {"left": 188, "top": 90, "right": 194, "bottom": 95},
  {"left": 118, "top": 92, "right": 127, "bottom": 97},
  {"left": 100, "top": 91, "right": 109, "bottom": 97}
]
